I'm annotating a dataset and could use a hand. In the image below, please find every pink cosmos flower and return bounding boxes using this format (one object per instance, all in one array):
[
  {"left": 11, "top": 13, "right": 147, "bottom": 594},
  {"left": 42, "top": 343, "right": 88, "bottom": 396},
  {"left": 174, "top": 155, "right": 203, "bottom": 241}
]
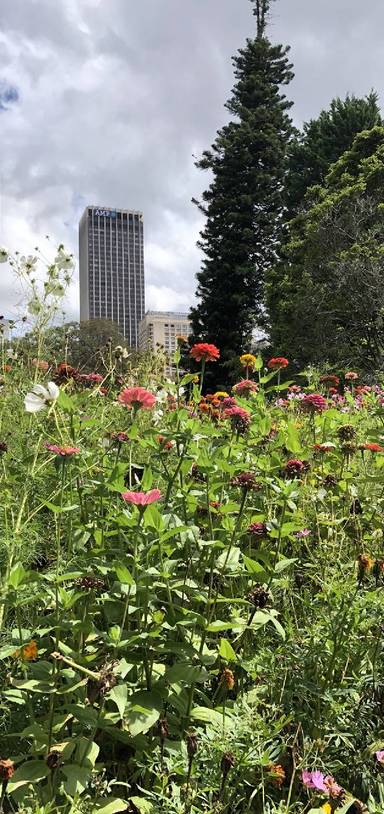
[
  {"left": 302, "top": 770, "right": 327, "bottom": 791},
  {"left": 45, "top": 443, "right": 80, "bottom": 457},
  {"left": 121, "top": 489, "right": 162, "bottom": 506},
  {"left": 376, "top": 750, "right": 384, "bottom": 765},
  {"left": 118, "top": 387, "right": 156, "bottom": 410}
]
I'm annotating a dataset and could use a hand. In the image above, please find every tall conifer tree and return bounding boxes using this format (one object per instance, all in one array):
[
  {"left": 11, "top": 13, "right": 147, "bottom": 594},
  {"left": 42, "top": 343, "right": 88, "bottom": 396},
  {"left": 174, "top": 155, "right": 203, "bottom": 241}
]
[{"left": 189, "top": 0, "right": 294, "bottom": 382}]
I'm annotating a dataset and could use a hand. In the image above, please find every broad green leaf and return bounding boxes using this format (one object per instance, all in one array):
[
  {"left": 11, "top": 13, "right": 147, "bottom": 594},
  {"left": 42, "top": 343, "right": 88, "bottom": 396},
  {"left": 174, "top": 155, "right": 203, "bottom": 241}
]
[
  {"left": 114, "top": 562, "right": 135, "bottom": 585},
  {"left": 190, "top": 706, "right": 231, "bottom": 727},
  {"left": 125, "top": 691, "right": 163, "bottom": 737},
  {"left": 61, "top": 765, "right": 93, "bottom": 796},
  {"left": 8, "top": 563, "right": 27, "bottom": 589},
  {"left": 57, "top": 389, "right": 75, "bottom": 412},
  {"left": 128, "top": 798, "right": 153, "bottom": 813},
  {"left": 219, "top": 638, "right": 237, "bottom": 662},
  {"left": 8, "top": 760, "right": 50, "bottom": 792},
  {"left": 109, "top": 684, "right": 128, "bottom": 719},
  {"left": 165, "top": 662, "right": 209, "bottom": 685},
  {"left": 93, "top": 799, "right": 128, "bottom": 813}
]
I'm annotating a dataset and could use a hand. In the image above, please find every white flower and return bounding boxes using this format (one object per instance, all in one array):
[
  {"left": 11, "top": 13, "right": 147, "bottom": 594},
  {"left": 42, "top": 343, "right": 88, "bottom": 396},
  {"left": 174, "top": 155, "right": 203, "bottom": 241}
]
[
  {"left": 55, "top": 249, "right": 74, "bottom": 270},
  {"left": 0, "top": 247, "right": 9, "bottom": 263},
  {"left": 24, "top": 381, "right": 60, "bottom": 413}
]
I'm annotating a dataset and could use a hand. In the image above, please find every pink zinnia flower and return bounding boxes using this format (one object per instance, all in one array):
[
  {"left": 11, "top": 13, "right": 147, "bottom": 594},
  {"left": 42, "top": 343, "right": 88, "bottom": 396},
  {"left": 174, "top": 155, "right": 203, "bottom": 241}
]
[
  {"left": 345, "top": 371, "right": 358, "bottom": 381},
  {"left": 232, "top": 380, "right": 258, "bottom": 397},
  {"left": 121, "top": 489, "right": 162, "bottom": 506},
  {"left": 79, "top": 372, "right": 104, "bottom": 385},
  {"left": 118, "top": 387, "right": 156, "bottom": 410},
  {"left": 302, "top": 393, "right": 328, "bottom": 413},
  {"left": 222, "top": 396, "right": 237, "bottom": 408},
  {"left": 284, "top": 459, "right": 308, "bottom": 477},
  {"left": 45, "top": 443, "right": 80, "bottom": 457},
  {"left": 376, "top": 750, "right": 384, "bottom": 765}
]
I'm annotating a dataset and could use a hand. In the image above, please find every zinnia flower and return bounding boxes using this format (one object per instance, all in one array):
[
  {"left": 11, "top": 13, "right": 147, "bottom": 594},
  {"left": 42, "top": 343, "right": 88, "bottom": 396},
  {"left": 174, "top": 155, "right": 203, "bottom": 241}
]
[
  {"left": 32, "top": 358, "right": 49, "bottom": 371},
  {"left": 78, "top": 372, "right": 104, "bottom": 385},
  {"left": 25, "top": 381, "right": 60, "bottom": 413},
  {"left": 320, "top": 374, "right": 340, "bottom": 387},
  {"left": 121, "top": 489, "right": 162, "bottom": 506},
  {"left": 345, "top": 371, "right": 358, "bottom": 381},
  {"left": 359, "top": 442, "right": 384, "bottom": 453},
  {"left": 45, "top": 443, "right": 80, "bottom": 457},
  {"left": 118, "top": 387, "right": 156, "bottom": 410},
  {"left": 232, "top": 379, "right": 258, "bottom": 397},
  {"left": 248, "top": 522, "right": 268, "bottom": 537},
  {"left": 240, "top": 353, "right": 257, "bottom": 370},
  {"left": 313, "top": 443, "right": 335, "bottom": 453},
  {"left": 267, "top": 357, "right": 289, "bottom": 370},
  {"left": 301, "top": 393, "right": 327, "bottom": 412},
  {"left": 230, "top": 472, "right": 261, "bottom": 491},
  {"left": 376, "top": 750, "right": 384, "bottom": 765},
  {"left": 190, "top": 343, "right": 220, "bottom": 363}
]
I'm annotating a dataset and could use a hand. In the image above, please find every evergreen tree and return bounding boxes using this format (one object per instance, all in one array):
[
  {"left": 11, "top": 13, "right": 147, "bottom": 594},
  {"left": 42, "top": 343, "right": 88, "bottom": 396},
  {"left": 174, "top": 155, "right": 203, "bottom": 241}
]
[
  {"left": 189, "top": 0, "right": 293, "bottom": 383},
  {"left": 286, "top": 92, "right": 382, "bottom": 217}
]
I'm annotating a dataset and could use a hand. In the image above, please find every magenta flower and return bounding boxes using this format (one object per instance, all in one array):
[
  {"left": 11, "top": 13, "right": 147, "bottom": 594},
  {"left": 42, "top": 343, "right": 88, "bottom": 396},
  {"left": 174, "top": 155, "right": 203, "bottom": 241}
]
[
  {"left": 295, "top": 528, "right": 311, "bottom": 539},
  {"left": 121, "top": 489, "right": 162, "bottom": 506},
  {"left": 302, "top": 770, "right": 326, "bottom": 791},
  {"left": 302, "top": 393, "right": 328, "bottom": 413},
  {"left": 118, "top": 387, "right": 156, "bottom": 410},
  {"left": 45, "top": 443, "right": 80, "bottom": 457}
]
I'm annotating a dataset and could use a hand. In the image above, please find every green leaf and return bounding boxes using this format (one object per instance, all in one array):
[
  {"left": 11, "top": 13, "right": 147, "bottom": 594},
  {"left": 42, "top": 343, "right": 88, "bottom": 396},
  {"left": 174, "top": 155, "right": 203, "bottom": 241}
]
[
  {"left": 165, "top": 662, "right": 209, "bottom": 685},
  {"left": 61, "top": 765, "right": 93, "bottom": 796},
  {"left": 57, "top": 389, "right": 75, "bottom": 412},
  {"left": 8, "top": 563, "right": 27, "bottom": 589},
  {"left": 242, "top": 555, "right": 268, "bottom": 577},
  {"left": 285, "top": 420, "right": 303, "bottom": 455},
  {"left": 141, "top": 466, "right": 153, "bottom": 491},
  {"left": 109, "top": 684, "right": 128, "bottom": 719},
  {"left": 93, "top": 799, "right": 128, "bottom": 813},
  {"left": 190, "top": 706, "right": 230, "bottom": 727},
  {"left": 8, "top": 760, "right": 50, "bottom": 792},
  {"left": 114, "top": 562, "right": 135, "bottom": 586},
  {"left": 219, "top": 638, "right": 237, "bottom": 662},
  {"left": 128, "top": 798, "right": 153, "bottom": 814},
  {"left": 125, "top": 691, "right": 163, "bottom": 737}
]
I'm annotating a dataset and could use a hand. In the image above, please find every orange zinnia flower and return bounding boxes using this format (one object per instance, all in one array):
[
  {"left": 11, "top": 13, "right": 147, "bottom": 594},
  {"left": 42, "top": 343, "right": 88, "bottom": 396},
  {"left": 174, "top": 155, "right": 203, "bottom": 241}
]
[{"left": 12, "top": 640, "right": 38, "bottom": 661}]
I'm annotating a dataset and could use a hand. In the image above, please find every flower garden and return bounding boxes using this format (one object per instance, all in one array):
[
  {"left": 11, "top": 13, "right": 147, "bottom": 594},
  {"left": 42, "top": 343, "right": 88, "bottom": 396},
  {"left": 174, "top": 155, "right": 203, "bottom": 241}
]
[{"left": 2, "top": 322, "right": 384, "bottom": 813}]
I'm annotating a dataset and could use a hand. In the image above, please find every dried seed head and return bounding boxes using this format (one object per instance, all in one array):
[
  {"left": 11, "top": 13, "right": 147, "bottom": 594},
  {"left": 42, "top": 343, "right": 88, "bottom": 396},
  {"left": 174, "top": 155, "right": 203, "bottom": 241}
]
[
  {"left": 157, "top": 717, "right": 169, "bottom": 742},
  {"left": 337, "top": 424, "right": 356, "bottom": 441},
  {"left": 46, "top": 750, "right": 61, "bottom": 770},
  {"left": 0, "top": 759, "right": 15, "bottom": 781},
  {"left": 247, "top": 585, "right": 270, "bottom": 609},
  {"left": 186, "top": 732, "right": 198, "bottom": 758},
  {"left": 221, "top": 751, "right": 236, "bottom": 777},
  {"left": 220, "top": 668, "right": 235, "bottom": 690}
]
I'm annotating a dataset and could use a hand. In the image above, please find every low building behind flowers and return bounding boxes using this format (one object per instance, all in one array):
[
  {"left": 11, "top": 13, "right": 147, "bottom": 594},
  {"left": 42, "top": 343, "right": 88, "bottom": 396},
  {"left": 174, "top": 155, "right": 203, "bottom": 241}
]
[{"left": 139, "top": 310, "right": 191, "bottom": 377}]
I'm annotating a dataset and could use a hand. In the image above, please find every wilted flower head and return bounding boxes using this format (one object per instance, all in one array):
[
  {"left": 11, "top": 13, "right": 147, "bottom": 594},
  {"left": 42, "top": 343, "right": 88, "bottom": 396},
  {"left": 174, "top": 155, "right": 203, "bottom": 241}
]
[
  {"left": 220, "top": 668, "right": 235, "bottom": 690},
  {"left": 232, "top": 379, "right": 258, "bottom": 397},
  {"left": 320, "top": 374, "right": 340, "bottom": 388},
  {"left": 268, "top": 764, "right": 285, "bottom": 787},
  {"left": 12, "top": 640, "right": 38, "bottom": 661},
  {"left": 357, "top": 553, "right": 373, "bottom": 580},
  {"left": 284, "top": 459, "right": 308, "bottom": 478},
  {"left": 301, "top": 393, "right": 327, "bottom": 413},
  {"left": 231, "top": 472, "right": 261, "bottom": 491},
  {"left": 0, "top": 247, "right": 9, "bottom": 264},
  {"left": 54, "top": 362, "right": 79, "bottom": 382},
  {"left": 25, "top": 381, "right": 60, "bottom": 413},
  {"left": 118, "top": 387, "right": 156, "bottom": 410},
  {"left": 0, "top": 759, "right": 15, "bottom": 781},
  {"left": 121, "top": 489, "right": 162, "bottom": 506},
  {"left": 268, "top": 356, "right": 289, "bottom": 370},
  {"left": 190, "top": 343, "right": 220, "bottom": 362},
  {"left": 0, "top": 442, "right": 7, "bottom": 454},
  {"left": 337, "top": 424, "right": 356, "bottom": 442},
  {"left": 247, "top": 585, "right": 270, "bottom": 608}
]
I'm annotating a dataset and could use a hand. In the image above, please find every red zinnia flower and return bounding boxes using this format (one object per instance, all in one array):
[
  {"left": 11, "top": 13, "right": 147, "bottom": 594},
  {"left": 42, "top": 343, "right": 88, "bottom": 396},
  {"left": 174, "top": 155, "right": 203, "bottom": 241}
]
[
  {"left": 313, "top": 443, "right": 335, "bottom": 453},
  {"left": 121, "top": 489, "right": 162, "bottom": 506},
  {"left": 118, "top": 387, "right": 156, "bottom": 410},
  {"left": 190, "top": 343, "right": 220, "bottom": 363},
  {"left": 248, "top": 522, "right": 268, "bottom": 537},
  {"left": 45, "top": 443, "right": 80, "bottom": 457},
  {"left": 301, "top": 393, "right": 327, "bottom": 412},
  {"left": 359, "top": 442, "right": 384, "bottom": 453},
  {"left": 267, "top": 357, "right": 289, "bottom": 370}
]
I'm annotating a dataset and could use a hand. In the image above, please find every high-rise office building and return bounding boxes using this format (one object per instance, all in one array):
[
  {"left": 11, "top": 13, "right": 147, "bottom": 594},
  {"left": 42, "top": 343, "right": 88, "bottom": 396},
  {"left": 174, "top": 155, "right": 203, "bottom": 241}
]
[
  {"left": 139, "top": 310, "right": 191, "bottom": 376},
  {"left": 79, "top": 206, "right": 145, "bottom": 348}
]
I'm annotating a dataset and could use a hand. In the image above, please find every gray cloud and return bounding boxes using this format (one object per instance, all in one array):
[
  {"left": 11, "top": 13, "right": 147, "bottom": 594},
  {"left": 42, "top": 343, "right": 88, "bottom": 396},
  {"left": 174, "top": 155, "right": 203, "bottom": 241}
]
[{"left": 1, "top": 0, "right": 384, "bottom": 322}]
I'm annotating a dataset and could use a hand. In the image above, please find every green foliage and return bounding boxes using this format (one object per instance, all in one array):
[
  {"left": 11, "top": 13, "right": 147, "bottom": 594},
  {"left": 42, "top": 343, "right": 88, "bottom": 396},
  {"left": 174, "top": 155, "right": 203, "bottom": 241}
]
[
  {"left": 189, "top": 2, "right": 293, "bottom": 383},
  {"left": 286, "top": 92, "right": 382, "bottom": 217},
  {"left": 267, "top": 126, "right": 384, "bottom": 372}
]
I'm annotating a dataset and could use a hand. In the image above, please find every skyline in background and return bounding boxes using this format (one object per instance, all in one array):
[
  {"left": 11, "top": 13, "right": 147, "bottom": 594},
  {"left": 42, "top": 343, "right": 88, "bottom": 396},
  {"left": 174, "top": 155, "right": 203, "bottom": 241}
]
[{"left": 1, "top": 0, "right": 384, "bottom": 323}]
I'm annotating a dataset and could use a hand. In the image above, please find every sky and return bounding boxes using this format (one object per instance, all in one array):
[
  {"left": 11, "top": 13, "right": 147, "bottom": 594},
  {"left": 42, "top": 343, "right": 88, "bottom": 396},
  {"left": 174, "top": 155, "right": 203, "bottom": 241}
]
[{"left": 1, "top": 0, "right": 384, "bottom": 323}]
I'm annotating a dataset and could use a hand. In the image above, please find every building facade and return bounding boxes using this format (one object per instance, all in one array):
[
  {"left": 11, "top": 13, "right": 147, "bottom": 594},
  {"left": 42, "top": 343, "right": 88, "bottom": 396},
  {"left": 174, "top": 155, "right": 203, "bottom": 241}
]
[
  {"left": 139, "top": 310, "right": 191, "bottom": 375},
  {"left": 79, "top": 206, "right": 145, "bottom": 348}
]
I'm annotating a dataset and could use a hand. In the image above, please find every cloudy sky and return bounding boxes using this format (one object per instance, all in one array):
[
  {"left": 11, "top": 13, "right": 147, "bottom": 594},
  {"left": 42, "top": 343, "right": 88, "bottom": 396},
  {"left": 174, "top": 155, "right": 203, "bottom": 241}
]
[{"left": 1, "top": 0, "right": 384, "bottom": 322}]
